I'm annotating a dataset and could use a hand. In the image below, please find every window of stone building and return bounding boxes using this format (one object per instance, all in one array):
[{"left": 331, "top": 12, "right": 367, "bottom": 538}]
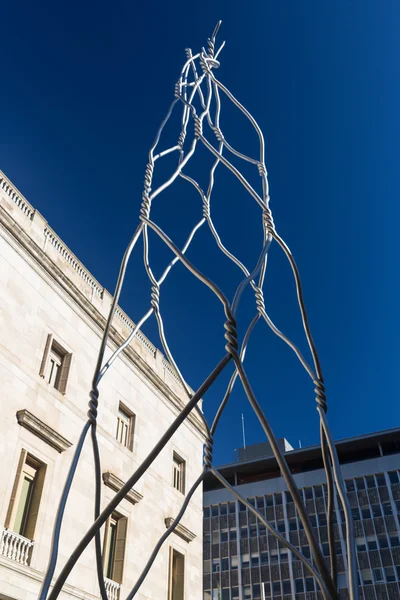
[
  {"left": 116, "top": 403, "right": 135, "bottom": 450},
  {"left": 172, "top": 452, "right": 185, "bottom": 494},
  {"left": 39, "top": 333, "right": 72, "bottom": 394},
  {"left": 5, "top": 450, "right": 46, "bottom": 543},
  {"left": 168, "top": 547, "right": 185, "bottom": 600},
  {"left": 103, "top": 512, "right": 127, "bottom": 584}
]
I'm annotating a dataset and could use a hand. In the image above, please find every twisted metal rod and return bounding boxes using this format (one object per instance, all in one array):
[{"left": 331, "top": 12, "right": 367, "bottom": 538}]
[{"left": 38, "top": 21, "right": 357, "bottom": 600}]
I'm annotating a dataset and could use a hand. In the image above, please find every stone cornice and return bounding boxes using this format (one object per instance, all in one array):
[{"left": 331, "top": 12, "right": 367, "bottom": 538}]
[
  {"left": 102, "top": 471, "right": 143, "bottom": 505},
  {"left": 16, "top": 409, "right": 72, "bottom": 453},
  {"left": 0, "top": 203, "right": 207, "bottom": 440},
  {"left": 164, "top": 517, "right": 196, "bottom": 543}
]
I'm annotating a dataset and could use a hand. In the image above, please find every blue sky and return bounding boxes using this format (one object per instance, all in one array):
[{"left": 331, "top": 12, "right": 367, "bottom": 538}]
[{"left": 1, "top": 1, "right": 399, "bottom": 465}]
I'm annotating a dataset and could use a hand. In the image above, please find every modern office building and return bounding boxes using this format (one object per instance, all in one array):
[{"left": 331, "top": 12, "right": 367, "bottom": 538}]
[
  {"left": 0, "top": 170, "right": 206, "bottom": 600},
  {"left": 203, "top": 429, "right": 400, "bottom": 600}
]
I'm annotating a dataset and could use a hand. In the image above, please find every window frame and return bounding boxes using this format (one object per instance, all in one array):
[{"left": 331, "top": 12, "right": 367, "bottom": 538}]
[
  {"left": 102, "top": 511, "right": 128, "bottom": 584},
  {"left": 168, "top": 546, "right": 185, "bottom": 600},
  {"left": 39, "top": 333, "right": 72, "bottom": 395},
  {"left": 172, "top": 451, "right": 186, "bottom": 494},
  {"left": 115, "top": 402, "right": 135, "bottom": 451}
]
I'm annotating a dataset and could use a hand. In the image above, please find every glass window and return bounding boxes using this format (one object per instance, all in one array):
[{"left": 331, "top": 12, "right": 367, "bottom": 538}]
[
  {"left": 212, "top": 531, "right": 219, "bottom": 544},
  {"left": 261, "top": 552, "right": 268, "bottom": 564},
  {"left": 220, "top": 504, "right": 227, "bottom": 515},
  {"left": 231, "top": 588, "right": 239, "bottom": 600},
  {"left": 241, "top": 527, "right": 248, "bottom": 538},
  {"left": 318, "top": 513, "right": 327, "bottom": 527},
  {"left": 251, "top": 554, "right": 259, "bottom": 567},
  {"left": 230, "top": 529, "right": 237, "bottom": 541},
  {"left": 11, "top": 453, "right": 45, "bottom": 541},
  {"left": 289, "top": 519, "right": 297, "bottom": 531},
  {"left": 373, "top": 568, "right": 384, "bottom": 582},
  {"left": 250, "top": 526, "right": 257, "bottom": 537},
  {"left": 116, "top": 404, "right": 135, "bottom": 450},
  {"left": 351, "top": 508, "right": 360, "bottom": 521},
  {"left": 204, "top": 560, "right": 211, "bottom": 573},
  {"left": 172, "top": 452, "right": 185, "bottom": 494},
  {"left": 280, "top": 551, "right": 288, "bottom": 563},
  {"left": 263, "top": 582, "right": 271, "bottom": 598},
  {"left": 270, "top": 551, "right": 278, "bottom": 564},
  {"left": 376, "top": 473, "right": 386, "bottom": 487},
  {"left": 355, "top": 477, "right": 365, "bottom": 490},
  {"left": 282, "top": 581, "right": 291, "bottom": 594},
  {"left": 242, "top": 553, "right": 250, "bottom": 568},
  {"left": 295, "top": 579, "right": 304, "bottom": 593},
  {"left": 239, "top": 502, "right": 247, "bottom": 512},
  {"left": 243, "top": 585, "right": 251, "bottom": 598},
  {"left": 382, "top": 502, "right": 393, "bottom": 516},
  {"left": 335, "top": 541, "right": 342, "bottom": 555},
  {"left": 302, "top": 545, "right": 311, "bottom": 558},
  {"left": 378, "top": 535, "right": 389, "bottom": 549},
  {"left": 259, "top": 525, "right": 266, "bottom": 536},
  {"left": 304, "top": 488, "right": 313, "bottom": 499},
  {"left": 220, "top": 531, "right": 228, "bottom": 543},
  {"left": 266, "top": 495, "right": 273, "bottom": 507},
  {"left": 314, "top": 485, "right": 323, "bottom": 498},
  {"left": 222, "top": 590, "right": 229, "bottom": 600},
  {"left": 272, "top": 581, "right": 281, "bottom": 595},
  {"left": 305, "top": 577, "right": 315, "bottom": 592},
  {"left": 252, "top": 584, "right": 261, "bottom": 599},
  {"left": 337, "top": 574, "right": 347, "bottom": 589},
  {"left": 389, "top": 471, "right": 399, "bottom": 485},
  {"left": 396, "top": 500, "right": 400, "bottom": 513},
  {"left": 211, "top": 505, "right": 219, "bottom": 518},
  {"left": 390, "top": 535, "right": 399, "bottom": 547},
  {"left": 104, "top": 514, "right": 127, "bottom": 584},
  {"left": 365, "top": 476, "right": 375, "bottom": 489},
  {"left": 204, "top": 507, "right": 210, "bottom": 518},
  {"left": 231, "top": 556, "right": 239, "bottom": 570},
  {"left": 228, "top": 502, "right": 235, "bottom": 514},
  {"left": 248, "top": 498, "right": 255, "bottom": 507},
  {"left": 310, "top": 515, "right": 317, "bottom": 527},
  {"left": 371, "top": 504, "right": 382, "bottom": 518},
  {"left": 356, "top": 537, "right": 366, "bottom": 552},
  {"left": 361, "top": 507, "right": 371, "bottom": 519},
  {"left": 345, "top": 480, "right": 355, "bottom": 492},
  {"left": 385, "top": 566, "right": 395, "bottom": 582},
  {"left": 367, "top": 537, "right": 377, "bottom": 550},
  {"left": 277, "top": 521, "right": 285, "bottom": 533},
  {"left": 361, "top": 569, "right": 373, "bottom": 585},
  {"left": 274, "top": 493, "right": 282, "bottom": 505},
  {"left": 256, "top": 497, "right": 265, "bottom": 509},
  {"left": 285, "top": 491, "right": 293, "bottom": 503},
  {"left": 322, "top": 543, "right": 330, "bottom": 556}
]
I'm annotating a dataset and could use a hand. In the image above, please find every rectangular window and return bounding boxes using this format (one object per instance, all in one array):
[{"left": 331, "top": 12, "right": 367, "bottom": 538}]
[
  {"left": 305, "top": 577, "right": 315, "bottom": 592},
  {"left": 5, "top": 450, "right": 46, "bottom": 542},
  {"left": 361, "top": 569, "right": 373, "bottom": 585},
  {"left": 39, "top": 333, "right": 72, "bottom": 394},
  {"left": 355, "top": 477, "right": 365, "bottom": 490},
  {"left": 172, "top": 452, "right": 185, "bottom": 494},
  {"left": 103, "top": 513, "right": 127, "bottom": 583},
  {"left": 116, "top": 403, "right": 135, "bottom": 450},
  {"left": 337, "top": 574, "right": 347, "bottom": 589},
  {"left": 169, "top": 548, "right": 185, "bottom": 600},
  {"left": 384, "top": 566, "right": 395, "bottom": 582},
  {"left": 376, "top": 473, "right": 386, "bottom": 487},
  {"left": 389, "top": 471, "right": 399, "bottom": 484}
]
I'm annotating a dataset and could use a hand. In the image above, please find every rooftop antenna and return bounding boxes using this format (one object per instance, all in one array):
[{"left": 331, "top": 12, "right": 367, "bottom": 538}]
[{"left": 241, "top": 413, "right": 247, "bottom": 449}]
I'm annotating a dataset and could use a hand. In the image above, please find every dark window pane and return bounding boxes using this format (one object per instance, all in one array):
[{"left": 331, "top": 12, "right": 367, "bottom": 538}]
[
  {"left": 204, "top": 507, "right": 210, "bottom": 518},
  {"left": 355, "top": 478, "right": 365, "bottom": 490},
  {"left": 376, "top": 473, "right": 386, "bottom": 487},
  {"left": 228, "top": 502, "right": 235, "bottom": 514},
  {"left": 378, "top": 536, "right": 388, "bottom": 549},
  {"left": 314, "top": 486, "right": 323, "bottom": 498},
  {"left": 361, "top": 508, "right": 371, "bottom": 519},
  {"left": 366, "top": 476, "right": 375, "bottom": 489},
  {"left": 211, "top": 506, "right": 219, "bottom": 517},
  {"left": 305, "top": 578, "right": 315, "bottom": 592},
  {"left": 274, "top": 494, "right": 282, "bottom": 505},
  {"left": 390, "top": 535, "right": 399, "bottom": 547},
  {"left": 220, "top": 504, "right": 227, "bottom": 515},
  {"left": 371, "top": 504, "right": 382, "bottom": 518},
  {"left": 282, "top": 581, "right": 291, "bottom": 594},
  {"left": 346, "top": 480, "right": 355, "bottom": 492},
  {"left": 383, "top": 502, "right": 393, "bottom": 516},
  {"left": 389, "top": 471, "right": 399, "bottom": 485},
  {"left": 305, "top": 488, "right": 313, "bottom": 499},
  {"left": 295, "top": 580, "right": 304, "bottom": 593}
]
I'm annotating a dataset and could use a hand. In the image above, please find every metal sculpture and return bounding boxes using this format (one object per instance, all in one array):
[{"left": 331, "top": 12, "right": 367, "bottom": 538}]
[{"left": 39, "top": 21, "right": 357, "bottom": 600}]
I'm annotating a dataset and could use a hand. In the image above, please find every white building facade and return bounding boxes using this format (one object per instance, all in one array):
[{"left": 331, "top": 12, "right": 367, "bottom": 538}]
[{"left": 0, "top": 170, "right": 206, "bottom": 600}]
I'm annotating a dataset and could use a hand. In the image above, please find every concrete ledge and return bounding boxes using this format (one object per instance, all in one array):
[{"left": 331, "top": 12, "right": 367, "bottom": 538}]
[
  {"left": 102, "top": 471, "right": 143, "bottom": 505},
  {"left": 164, "top": 517, "right": 196, "bottom": 543},
  {"left": 16, "top": 409, "right": 72, "bottom": 453}
]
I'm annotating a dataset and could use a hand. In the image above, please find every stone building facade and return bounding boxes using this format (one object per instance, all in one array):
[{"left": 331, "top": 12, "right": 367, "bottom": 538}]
[
  {"left": 203, "top": 430, "right": 400, "bottom": 600},
  {"left": 0, "top": 170, "right": 206, "bottom": 600}
]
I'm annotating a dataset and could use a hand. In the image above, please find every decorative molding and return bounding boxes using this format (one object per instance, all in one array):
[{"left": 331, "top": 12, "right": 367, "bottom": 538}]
[
  {"left": 102, "top": 471, "right": 143, "bottom": 505},
  {"left": 0, "top": 203, "right": 207, "bottom": 441},
  {"left": 16, "top": 409, "right": 72, "bottom": 453},
  {"left": 164, "top": 517, "right": 196, "bottom": 543}
]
